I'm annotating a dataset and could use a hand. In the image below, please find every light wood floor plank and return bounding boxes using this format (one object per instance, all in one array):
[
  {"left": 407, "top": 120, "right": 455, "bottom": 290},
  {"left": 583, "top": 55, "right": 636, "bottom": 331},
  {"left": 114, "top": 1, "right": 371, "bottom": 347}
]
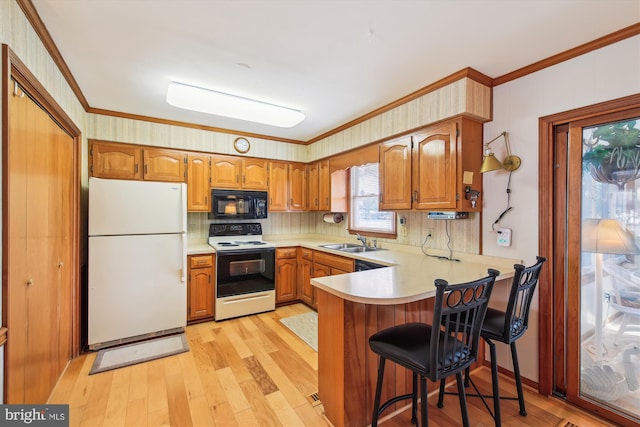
[
  {"left": 177, "top": 348, "right": 205, "bottom": 400},
  {"left": 242, "top": 334, "right": 309, "bottom": 408},
  {"left": 258, "top": 311, "right": 319, "bottom": 370},
  {"left": 187, "top": 395, "right": 215, "bottom": 427},
  {"left": 216, "top": 366, "right": 251, "bottom": 413},
  {"left": 166, "top": 373, "right": 194, "bottom": 427},
  {"left": 146, "top": 358, "right": 168, "bottom": 414},
  {"left": 124, "top": 397, "right": 147, "bottom": 427},
  {"left": 225, "top": 318, "right": 254, "bottom": 359},
  {"left": 103, "top": 367, "right": 131, "bottom": 426},
  {"left": 48, "top": 303, "right": 616, "bottom": 426},
  {"left": 79, "top": 370, "right": 113, "bottom": 426},
  {"left": 127, "top": 360, "right": 148, "bottom": 402},
  {"left": 210, "top": 401, "right": 238, "bottom": 426},
  {"left": 239, "top": 379, "right": 282, "bottom": 427},
  {"left": 213, "top": 327, "right": 254, "bottom": 384},
  {"left": 266, "top": 390, "right": 306, "bottom": 426}
]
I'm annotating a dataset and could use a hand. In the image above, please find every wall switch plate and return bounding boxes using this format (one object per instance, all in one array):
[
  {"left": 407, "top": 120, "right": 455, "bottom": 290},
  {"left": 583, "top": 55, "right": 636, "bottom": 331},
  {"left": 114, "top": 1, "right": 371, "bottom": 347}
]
[{"left": 497, "top": 228, "right": 512, "bottom": 247}]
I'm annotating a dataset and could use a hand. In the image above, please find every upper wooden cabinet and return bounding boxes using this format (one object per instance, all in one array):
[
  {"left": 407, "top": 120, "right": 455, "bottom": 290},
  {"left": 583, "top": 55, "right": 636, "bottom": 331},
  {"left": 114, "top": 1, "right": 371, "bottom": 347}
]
[
  {"left": 242, "top": 158, "right": 269, "bottom": 190},
  {"left": 379, "top": 117, "right": 483, "bottom": 212},
  {"left": 268, "top": 161, "right": 289, "bottom": 211},
  {"left": 412, "top": 122, "right": 458, "bottom": 210},
  {"left": 210, "top": 154, "right": 268, "bottom": 190},
  {"left": 307, "top": 162, "right": 319, "bottom": 211},
  {"left": 308, "top": 159, "right": 330, "bottom": 211},
  {"left": 90, "top": 141, "right": 186, "bottom": 183},
  {"left": 187, "top": 154, "right": 211, "bottom": 212},
  {"left": 268, "top": 161, "right": 308, "bottom": 212},
  {"left": 379, "top": 136, "right": 412, "bottom": 210},
  {"left": 90, "top": 141, "right": 142, "bottom": 180},
  {"left": 210, "top": 154, "right": 241, "bottom": 188},
  {"left": 143, "top": 148, "right": 187, "bottom": 182},
  {"left": 318, "top": 159, "right": 331, "bottom": 211},
  {"left": 289, "top": 163, "right": 307, "bottom": 211}
]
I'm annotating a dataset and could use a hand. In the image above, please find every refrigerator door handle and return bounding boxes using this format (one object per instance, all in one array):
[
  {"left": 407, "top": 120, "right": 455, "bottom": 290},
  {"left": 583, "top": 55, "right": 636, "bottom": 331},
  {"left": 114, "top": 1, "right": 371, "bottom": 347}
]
[{"left": 181, "top": 233, "right": 187, "bottom": 282}]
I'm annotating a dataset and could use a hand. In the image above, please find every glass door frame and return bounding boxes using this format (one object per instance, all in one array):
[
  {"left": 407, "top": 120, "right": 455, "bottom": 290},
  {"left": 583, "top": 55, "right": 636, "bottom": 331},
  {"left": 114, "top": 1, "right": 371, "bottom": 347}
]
[{"left": 539, "top": 94, "right": 640, "bottom": 427}]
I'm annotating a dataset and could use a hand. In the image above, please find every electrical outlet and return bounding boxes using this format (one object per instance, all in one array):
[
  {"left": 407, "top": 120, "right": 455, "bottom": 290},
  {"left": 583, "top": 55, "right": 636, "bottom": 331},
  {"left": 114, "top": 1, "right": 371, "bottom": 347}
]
[
  {"left": 399, "top": 225, "right": 408, "bottom": 236},
  {"left": 426, "top": 228, "right": 433, "bottom": 238}
]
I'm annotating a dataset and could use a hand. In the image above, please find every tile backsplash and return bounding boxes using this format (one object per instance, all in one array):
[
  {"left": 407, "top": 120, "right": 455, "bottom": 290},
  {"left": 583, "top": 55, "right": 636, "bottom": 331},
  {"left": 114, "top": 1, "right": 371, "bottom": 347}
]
[{"left": 188, "top": 211, "right": 480, "bottom": 254}]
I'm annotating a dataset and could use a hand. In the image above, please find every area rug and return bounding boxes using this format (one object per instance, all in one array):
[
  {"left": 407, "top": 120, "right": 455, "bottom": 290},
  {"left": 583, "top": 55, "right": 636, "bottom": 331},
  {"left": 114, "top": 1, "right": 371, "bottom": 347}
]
[
  {"left": 280, "top": 312, "right": 318, "bottom": 351},
  {"left": 89, "top": 333, "right": 189, "bottom": 374}
]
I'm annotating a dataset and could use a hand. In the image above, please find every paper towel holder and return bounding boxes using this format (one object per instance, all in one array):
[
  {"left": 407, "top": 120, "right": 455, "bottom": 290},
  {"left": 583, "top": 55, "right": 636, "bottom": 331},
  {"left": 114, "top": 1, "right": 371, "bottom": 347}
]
[{"left": 323, "top": 213, "right": 344, "bottom": 223}]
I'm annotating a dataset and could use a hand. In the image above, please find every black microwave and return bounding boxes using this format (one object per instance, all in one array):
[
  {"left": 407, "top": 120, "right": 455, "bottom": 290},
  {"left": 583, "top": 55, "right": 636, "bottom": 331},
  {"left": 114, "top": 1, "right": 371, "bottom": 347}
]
[{"left": 209, "top": 189, "right": 268, "bottom": 220}]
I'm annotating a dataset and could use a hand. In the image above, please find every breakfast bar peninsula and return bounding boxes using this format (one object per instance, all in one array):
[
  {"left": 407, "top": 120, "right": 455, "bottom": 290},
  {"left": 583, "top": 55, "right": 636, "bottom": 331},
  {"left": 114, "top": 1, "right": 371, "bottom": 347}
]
[{"left": 311, "top": 250, "right": 519, "bottom": 427}]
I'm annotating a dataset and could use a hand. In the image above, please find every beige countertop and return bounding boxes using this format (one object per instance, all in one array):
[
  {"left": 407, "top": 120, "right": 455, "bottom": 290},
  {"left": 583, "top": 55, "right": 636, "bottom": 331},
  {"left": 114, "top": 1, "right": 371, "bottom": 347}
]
[{"left": 187, "top": 235, "right": 520, "bottom": 305}]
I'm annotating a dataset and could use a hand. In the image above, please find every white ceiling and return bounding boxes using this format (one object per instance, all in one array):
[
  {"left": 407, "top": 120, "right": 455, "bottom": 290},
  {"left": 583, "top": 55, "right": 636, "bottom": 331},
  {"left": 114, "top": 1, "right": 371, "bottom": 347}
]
[{"left": 32, "top": 0, "right": 640, "bottom": 142}]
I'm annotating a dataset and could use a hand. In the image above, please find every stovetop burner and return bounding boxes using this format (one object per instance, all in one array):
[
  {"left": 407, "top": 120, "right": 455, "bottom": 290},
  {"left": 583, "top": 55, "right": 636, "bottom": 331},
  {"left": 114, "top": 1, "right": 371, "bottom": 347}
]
[{"left": 208, "top": 223, "right": 275, "bottom": 251}]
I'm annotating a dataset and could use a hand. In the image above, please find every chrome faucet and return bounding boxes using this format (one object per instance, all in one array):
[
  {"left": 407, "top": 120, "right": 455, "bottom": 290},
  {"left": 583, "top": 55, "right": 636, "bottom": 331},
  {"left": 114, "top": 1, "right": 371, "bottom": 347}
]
[{"left": 356, "top": 233, "right": 367, "bottom": 247}]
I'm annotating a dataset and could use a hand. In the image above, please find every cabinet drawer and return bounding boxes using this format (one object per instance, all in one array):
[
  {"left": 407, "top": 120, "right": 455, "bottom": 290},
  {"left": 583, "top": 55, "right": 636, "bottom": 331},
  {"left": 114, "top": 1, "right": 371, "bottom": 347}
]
[
  {"left": 276, "top": 247, "right": 297, "bottom": 259},
  {"left": 189, "top": 255, "right": 213, "bottom": 268},
  {"left": 313, "top": 251, "right": 354, "bottom": 273},
  {"left": 299, "top": 248, "right": 314, "bottom": 260}
]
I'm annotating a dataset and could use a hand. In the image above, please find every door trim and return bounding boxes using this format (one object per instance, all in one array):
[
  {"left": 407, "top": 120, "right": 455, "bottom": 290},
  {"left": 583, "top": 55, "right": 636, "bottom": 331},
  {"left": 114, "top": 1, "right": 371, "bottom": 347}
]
[
  {"left": 539, "top": 93, "right": 640, "bottom": 425},
  {"left": 2, "top": 45, "right": 82, "bottom": 394}
]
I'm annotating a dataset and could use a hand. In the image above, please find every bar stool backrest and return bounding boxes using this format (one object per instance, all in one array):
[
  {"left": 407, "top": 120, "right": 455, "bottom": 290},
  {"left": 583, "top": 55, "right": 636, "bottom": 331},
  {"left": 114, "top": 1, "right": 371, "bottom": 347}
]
[
  {"left": 430, "top": 268, "right": 499, "bottom": 381},
  {"left": 502, "top": 256, "right": 546, "bottom": 344}
]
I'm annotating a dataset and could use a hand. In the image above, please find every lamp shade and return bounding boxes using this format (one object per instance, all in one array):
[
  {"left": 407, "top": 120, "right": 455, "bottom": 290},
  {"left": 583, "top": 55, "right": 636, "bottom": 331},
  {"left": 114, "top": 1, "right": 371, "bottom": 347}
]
[
  {"left": 582, "top": 218, "right": 640, "bottom": 254},
  {"left": 480, "top": 153, "right": 503, "bottom": 173}
]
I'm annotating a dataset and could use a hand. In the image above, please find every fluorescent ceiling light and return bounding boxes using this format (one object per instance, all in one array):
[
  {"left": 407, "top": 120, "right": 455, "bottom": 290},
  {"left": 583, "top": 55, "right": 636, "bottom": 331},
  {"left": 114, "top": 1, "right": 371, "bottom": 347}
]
[{"left": 166, "top": 82, "right": 305, "bottom": 128}]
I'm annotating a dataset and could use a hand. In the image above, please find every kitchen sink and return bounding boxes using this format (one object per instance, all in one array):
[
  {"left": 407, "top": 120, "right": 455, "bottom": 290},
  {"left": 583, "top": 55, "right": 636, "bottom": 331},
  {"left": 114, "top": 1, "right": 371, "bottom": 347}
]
[
  {"left": 320, "top": 243, "right": 363, "bottom": 250},
  {"left": 319, "top": 243, "right": 387, "bottom": 253}
]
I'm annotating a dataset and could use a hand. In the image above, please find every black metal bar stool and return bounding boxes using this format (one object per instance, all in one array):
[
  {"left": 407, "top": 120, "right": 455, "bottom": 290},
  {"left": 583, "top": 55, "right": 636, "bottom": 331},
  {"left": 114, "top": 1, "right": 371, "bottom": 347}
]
[
  {"left": 437, "top": 256, "right": 546, "bottom": 426},
  {"left": 368, "top": 269, "right": 499, "bottom": 427}
]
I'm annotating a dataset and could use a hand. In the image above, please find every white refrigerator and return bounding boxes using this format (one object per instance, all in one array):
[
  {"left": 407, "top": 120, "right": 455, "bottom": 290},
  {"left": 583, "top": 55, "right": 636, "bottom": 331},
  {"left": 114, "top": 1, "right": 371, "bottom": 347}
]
[{"left": 88, "top": 177, "right": 187, "bottom": 349}]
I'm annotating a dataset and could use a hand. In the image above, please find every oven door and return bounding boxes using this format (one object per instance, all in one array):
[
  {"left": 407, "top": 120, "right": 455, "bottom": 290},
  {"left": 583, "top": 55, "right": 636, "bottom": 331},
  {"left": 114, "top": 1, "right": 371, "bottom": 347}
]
[{"left": 216, "top": 248, "right": 275, "bottom": 298}]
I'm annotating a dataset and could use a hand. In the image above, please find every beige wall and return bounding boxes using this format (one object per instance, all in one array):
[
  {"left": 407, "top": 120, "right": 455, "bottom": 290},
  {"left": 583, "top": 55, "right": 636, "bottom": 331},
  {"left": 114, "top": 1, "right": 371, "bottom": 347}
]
[{"left": 481, "top": 35, "right": 640, "bottom": 382}]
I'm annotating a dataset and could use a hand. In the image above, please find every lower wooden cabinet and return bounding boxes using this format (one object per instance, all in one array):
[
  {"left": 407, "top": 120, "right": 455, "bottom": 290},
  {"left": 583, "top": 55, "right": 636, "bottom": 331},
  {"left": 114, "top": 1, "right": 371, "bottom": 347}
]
[
  {"left": 276, "top": 247, "right": 298, "bottom": 304},
  {"left": 297, "top": 248, "right": 354, "bottom": 309},
  {"left": 187, "top": 254, "right": 215, "bottom": 322},
  {"left": 298, "top": 248, "right": 315, "bottom": 307}
]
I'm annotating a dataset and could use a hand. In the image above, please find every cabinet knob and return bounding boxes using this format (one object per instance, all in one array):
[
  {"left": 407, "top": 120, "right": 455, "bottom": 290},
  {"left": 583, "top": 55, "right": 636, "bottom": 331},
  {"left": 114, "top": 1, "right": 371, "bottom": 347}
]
[{"left": 26, "top": 278, "right": 33, "bottom": 286}]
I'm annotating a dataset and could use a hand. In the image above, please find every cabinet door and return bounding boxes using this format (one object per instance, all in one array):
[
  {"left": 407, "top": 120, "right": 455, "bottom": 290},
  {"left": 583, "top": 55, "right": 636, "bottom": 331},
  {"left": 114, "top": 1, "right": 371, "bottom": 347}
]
[
  {"left": 380, "top": 136, "right": 412, "bottom": 210},
  {"left": 308, "top": 162, "right": 319, "bottom": 211},
  {"left": 143, "top": 148, "right": 186, "bottom": 182},
  {"left": 90, "top": 141, "right": 142, "bottom": 180},
  {"left": 289, "top": 163, "right": 307, "bottom": 211},
  {"left": 298, "top": 257, "right": 314, "bottom": 307},
  {"left": 412, "top": 121, "right": 457, "bottom": 210},
  {"left": 318, "top": 159, "right": 331, "bottom": 211},
  {"left": 188, "top": 267, "right": 213, "bottom": 320},
  {"left": 187, "top": 154, "right": 211, "bottom": 212},
  {"left": 268, "top": 161, "right": 289, "bottom": 211},
  {"left": 211, "top": 154, "right": 242, "bottom": 188},
  {"left": 276, "top": 257, "right": 297, "bottom": 303},
  {"left": 242, "top": 158, "right": 268, "bottom": 190}
]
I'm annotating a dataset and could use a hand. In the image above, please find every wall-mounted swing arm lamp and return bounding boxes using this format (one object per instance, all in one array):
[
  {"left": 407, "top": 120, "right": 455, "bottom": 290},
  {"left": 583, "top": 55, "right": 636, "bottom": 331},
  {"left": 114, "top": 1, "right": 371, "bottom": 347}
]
[
  {"left": 480, "top": 131, "right": 522, "bottom": 173},
  {"left": 481, "top": 131, "right": 523, "bottom": 231}
]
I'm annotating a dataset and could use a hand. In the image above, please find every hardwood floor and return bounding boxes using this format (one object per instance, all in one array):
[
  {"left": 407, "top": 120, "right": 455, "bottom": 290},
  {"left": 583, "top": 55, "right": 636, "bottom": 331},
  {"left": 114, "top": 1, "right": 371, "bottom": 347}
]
[{"left": 49, "top": 303, "right": 614, "bottom": 426}]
